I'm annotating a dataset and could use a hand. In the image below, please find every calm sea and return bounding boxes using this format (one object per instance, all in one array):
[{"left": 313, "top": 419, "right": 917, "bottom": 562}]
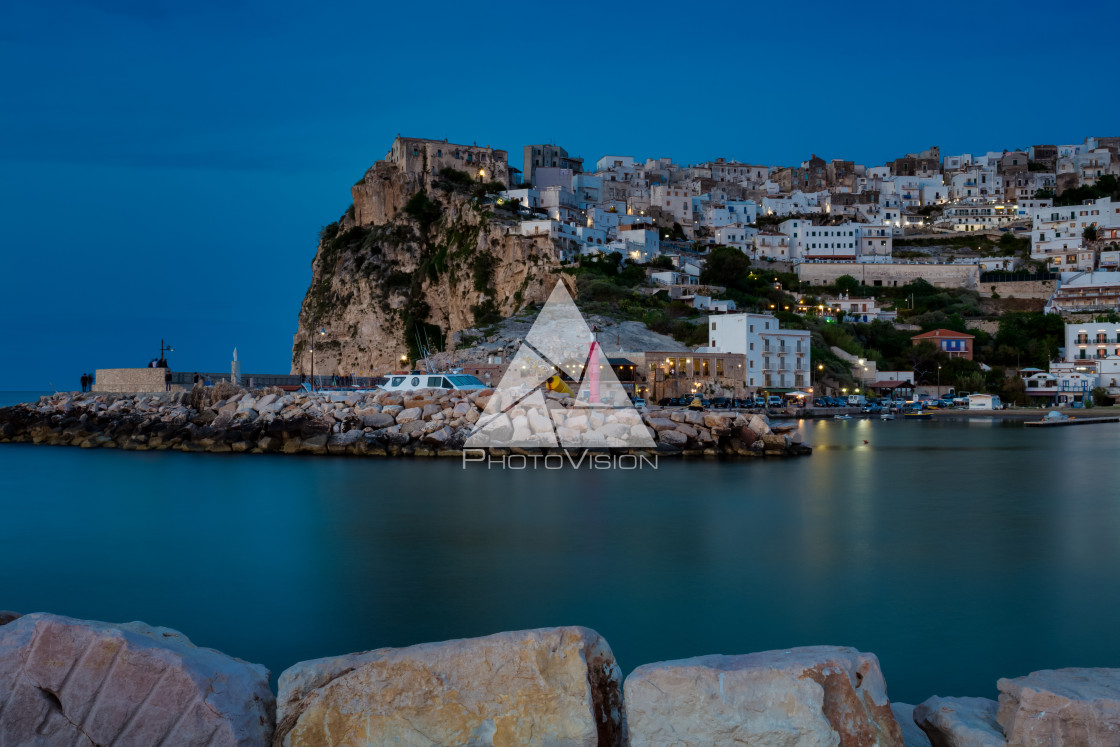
[{"left": 1, "top": 390, "right": 1118, "bottom": 703}]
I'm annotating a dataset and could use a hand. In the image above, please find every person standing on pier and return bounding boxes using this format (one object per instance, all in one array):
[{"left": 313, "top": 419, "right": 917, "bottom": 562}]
[{"left": 80, "top": 373, "right": 88, "bottom": 392}]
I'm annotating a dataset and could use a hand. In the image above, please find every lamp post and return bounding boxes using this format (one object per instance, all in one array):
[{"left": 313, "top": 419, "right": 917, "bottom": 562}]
[
  {"left": 400, "top": 354, "right": 408, "bottom": 372},
  {"left": 159, "top": 338, "right": 173, "bottom": 363},
  {"left": 310, "top": 327, "right": 325, "bottom": 387},
  {"left": 938, "top": 364, "right": 942, "bottom": 398}
]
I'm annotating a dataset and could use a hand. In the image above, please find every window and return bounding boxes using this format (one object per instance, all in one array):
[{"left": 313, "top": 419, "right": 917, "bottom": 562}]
[{"left": 391, "top": 376, "right": 405, "bottom": 386}]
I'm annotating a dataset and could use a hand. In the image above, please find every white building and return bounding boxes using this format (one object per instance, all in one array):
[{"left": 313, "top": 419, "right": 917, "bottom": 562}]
[
  {"left": 651, "top": 184, "right": 694, "bottom": 228},
  {"left": 942, "top": 202, "right": 1020, "bottom": 231},
  {"left": 753, "top": 232, "right": 791, "bottom": 260},
  {"left": 1045, "top": 271, "right": 1120, "bottom": 314},
  {"left": 1030, "top": 197, "right": 1120, "bottom": 270},
  {"left": 826, "top": 294, "right": 897, "bottom": 323},
  {"left": 779, "top": 219, "right": 893, "bottom": 261},
  {"left": 499, "top": 188, "right": 540, "bottom": 210},
  {"left": 706, "top": 313, "right": 811, "bottom": 391}
]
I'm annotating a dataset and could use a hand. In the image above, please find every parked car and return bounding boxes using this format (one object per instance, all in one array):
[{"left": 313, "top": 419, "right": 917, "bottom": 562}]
[
  {"left": 861, "top": 402, "right": 882, "bottom": 413},
  {"left": 700, "top": 398, "right": 711, "bottom": 408},
  {"left": 657, "top": 397, "right": 673, "bottom": 407},
  {"left": 632, "top": 398, "right": 646, "bottom": 408},
  {"left": 767, "top": 396, "right": 783, "bottom": 407},
  {"left": 751, "top": 396, "right": 766, "bottom": 407},
  {"left": 814, "top": 397, "right": 830, "bottom": 407},
  {"left": 711, "top": 397, "right": 731, "bottom": 409}
]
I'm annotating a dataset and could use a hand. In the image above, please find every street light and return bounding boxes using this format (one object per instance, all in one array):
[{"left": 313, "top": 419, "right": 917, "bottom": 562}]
[
  {"left": 310, "top": 327, "right": 325, "bottom": 387},
  {"left": 938, "top": 364, "right": 942, "bottom": 398},
  {"left": 400, "top": 354, "right": 408, "bottom": 371},
  {"left": 158, "top": 338, "right": 173, "bottom": 363}
]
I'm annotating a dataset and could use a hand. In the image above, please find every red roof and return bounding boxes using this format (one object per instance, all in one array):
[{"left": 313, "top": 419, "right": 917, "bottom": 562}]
[{"left": 910, "top": 328, "right": 974, "bottom": 340}]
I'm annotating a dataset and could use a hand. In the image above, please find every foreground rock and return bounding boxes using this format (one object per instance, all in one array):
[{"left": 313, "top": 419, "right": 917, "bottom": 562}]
[
  {"left": 624, "top": 645, "right": 903, "bottom": 746},
  {"left": 912, "top": 696, "right": 1003, "bottom": 746},
  {"left": 0, "top": 387, "right": 812, "bottom": 459},
  {"left": 892, "top": 703, "right": 932, "bottom": 747},
  {"left": 0, "top": 612, "right": 274, "bottom": 746},
  {"left": 273, "top": 626, "right": 623, "bottom": 746},
  {"left": 997, "top": 668, "right": 1120, "bottom": 746}
]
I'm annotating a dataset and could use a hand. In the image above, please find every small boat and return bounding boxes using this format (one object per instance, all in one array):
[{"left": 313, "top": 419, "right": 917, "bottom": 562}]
[
  {"left": 379, "top": 372, "right": 489, "bottom": 392},
  {"left": 833, "top": 414, "right": 852, "bottom": 420},
  {"left": 903, "top": 412, "right": 932, "bottom": 420},
  {"left": 771, "top": 422, "right": 798, "bottom": 433},
  {"left": 880, "top": 412, "right": 895, "bottom": 421}
]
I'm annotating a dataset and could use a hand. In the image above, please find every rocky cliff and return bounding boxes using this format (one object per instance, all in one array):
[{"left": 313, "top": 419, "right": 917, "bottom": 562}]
[{"left": 290, "top": 160, "right": 563, "bottom": 376}]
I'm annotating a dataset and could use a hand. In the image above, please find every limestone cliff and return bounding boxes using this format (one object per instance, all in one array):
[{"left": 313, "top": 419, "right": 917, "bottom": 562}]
[{"left": 291, "top": 161, "right": 563, "bottom": 377}]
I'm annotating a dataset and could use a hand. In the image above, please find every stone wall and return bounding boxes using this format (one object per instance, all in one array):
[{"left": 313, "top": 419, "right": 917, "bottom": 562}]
[
  {"left": 977, "top": 280, "right": 1056, "bottom": 299},
  {"left": 798, "top": 262, "right": 980, "bottom": 290},
  {"left": 92, "top": 368, "right": 181, "bottom": 393}
]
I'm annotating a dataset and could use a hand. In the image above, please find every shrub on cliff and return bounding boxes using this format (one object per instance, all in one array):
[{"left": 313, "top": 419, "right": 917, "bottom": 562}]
[{"left": 404, "top": 190, "right": 443, "bottom": 236}]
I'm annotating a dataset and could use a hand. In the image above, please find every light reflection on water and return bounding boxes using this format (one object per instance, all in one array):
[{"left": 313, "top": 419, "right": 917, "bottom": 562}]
[{"left": 0, "top": 417, "right": 1118, "bottom": 703}]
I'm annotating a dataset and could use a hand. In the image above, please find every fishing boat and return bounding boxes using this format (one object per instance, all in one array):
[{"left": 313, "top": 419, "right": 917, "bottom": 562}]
[
  {"left": 903, "top": 411, "right": 932, "bottom": 420},
  {"left": 880, "top": 412, "right": 895, "bottom": 421},
  {"left": 833, "top": 414, "right": 852, "bottom": 420}
]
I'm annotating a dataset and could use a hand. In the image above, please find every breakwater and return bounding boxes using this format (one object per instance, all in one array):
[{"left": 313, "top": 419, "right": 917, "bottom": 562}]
[
  {"left": 1, "top": 611, "right": 1117, "bottom": 746},
  {"left": 0, "top": 383, "right": 812, "bottom": 458}
]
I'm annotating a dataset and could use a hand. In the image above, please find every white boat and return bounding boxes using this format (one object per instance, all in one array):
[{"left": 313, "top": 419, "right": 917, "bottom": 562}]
[
  {"left": 833, "top": 414, "right": 852, "bottom": 420},
  {"left": 880, "top": 412, "right": 895, "bottom": 421},
  {"left": 380, "top": 372, "right": 489, "bottom": 392}
]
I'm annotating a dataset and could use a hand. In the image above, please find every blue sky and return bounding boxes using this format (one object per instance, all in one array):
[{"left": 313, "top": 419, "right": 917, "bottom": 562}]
[{"left": 2, "top": 0, "right": 1118, "bottom": 390}]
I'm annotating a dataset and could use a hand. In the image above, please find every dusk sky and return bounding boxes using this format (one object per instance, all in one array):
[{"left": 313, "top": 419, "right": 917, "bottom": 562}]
[{"left": 2, "top": 0, "right": 1118, "bottom": 390}]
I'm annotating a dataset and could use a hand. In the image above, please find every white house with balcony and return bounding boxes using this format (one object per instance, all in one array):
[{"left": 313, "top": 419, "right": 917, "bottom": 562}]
[
  {"left": 1064, "top": 322, "right": 1120, "bottom": 392},
  {"left": 1045, "top": 271, "right": 1120, "bottom": 314},
  {"left": 706, "top": 313, "right": 811, "bottom": 392}
]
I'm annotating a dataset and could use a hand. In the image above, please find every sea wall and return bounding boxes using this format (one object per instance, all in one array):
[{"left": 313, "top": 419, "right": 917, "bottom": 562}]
[
  {"left": 0, "top": 383, "right": 811, "bottom": 458},
  {"left": 2, "top": 611, "right": 1117, "bottom": 746}
]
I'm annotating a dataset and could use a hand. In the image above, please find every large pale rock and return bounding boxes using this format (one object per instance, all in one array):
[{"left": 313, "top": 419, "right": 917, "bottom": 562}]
[
  {"left": 395, "top": 406, "right": 422, "bottom": 424},
  {"left": 913, "top": 696, "right": 1002, "bottom": 746},
  {"left": 625, "top": 646, "right": 902, "bottom": 747},
  {"left": 0, "top": 612, "right": 274, "bottom": 746},
  {"left": 658, "top": 429, "right": 688, "bottom": 447},
  {"left": 274, "top": 626, "right": 622, "bottom": 746},
  {"left": 362, "top": 411, "right": 395, "bottom": 428},
  {"left": 997, "top": 668, "right": 1120, "bottom": 746},
  {"left": 892, "top": 703, "right": 932, "bottom": 747}
]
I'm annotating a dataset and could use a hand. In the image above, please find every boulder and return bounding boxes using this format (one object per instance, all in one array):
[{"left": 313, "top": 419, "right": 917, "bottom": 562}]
[
  {"left": 892, "top": 702, "right": 932, "bottom": 747},
  {"left": 997, "top": 668, "right": 1120, "bottom": 746},
  {"left": 624, "top": 646, "right": 902, "bottom": 747},
  {"left": 645, "top": 417, "right": 677, "bottom": 432},
  {"left": 913, "top": 696, "right": 1003, "bottom": 746},
  {"left": 274, "top": 626, "right": 623, "bottom": 746},
  {"left": 395, "top": 407, "right": 422, "bottom": 424},
  {"left": 0, "top": 612, "right": 273, "bottom": 746},
  {"left": 361, "top": 412, "right": 395, "bottom": 429},
  {"left": 421, "top": 403, "right": 442, "bottom": 420},
  {"left": 659, "top": 429, "right": 689, "bottom": 447}
]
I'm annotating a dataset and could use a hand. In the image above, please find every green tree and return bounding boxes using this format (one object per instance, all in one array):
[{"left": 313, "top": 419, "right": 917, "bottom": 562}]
[
  {"left": 835, "top": 274, "right": 860, "bottom": 294},
  {"left": 700, "top": 246, "right": 752, "bottom": 291},
  {"left": 1084, "top": 225, "right": 1099, "bottom": 242}
]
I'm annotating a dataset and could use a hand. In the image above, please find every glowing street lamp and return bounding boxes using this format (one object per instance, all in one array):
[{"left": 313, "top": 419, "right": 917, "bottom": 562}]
[{"left": 309, "top": 327, "right": 325, "bottom": 387}]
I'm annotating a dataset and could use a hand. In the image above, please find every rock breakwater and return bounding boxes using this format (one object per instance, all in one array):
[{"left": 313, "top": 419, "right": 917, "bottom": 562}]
[
  {"left": 3, "top": 611, "right": 1119, "bottom": 746},
  {"left": 0, "top": 384, "right": 812, "bottom": 459}
]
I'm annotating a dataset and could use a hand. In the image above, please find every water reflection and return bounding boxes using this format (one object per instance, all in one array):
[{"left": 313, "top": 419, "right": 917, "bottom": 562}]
[{"left": 0, "top": 419, "right": 1118, "bottom": 702}]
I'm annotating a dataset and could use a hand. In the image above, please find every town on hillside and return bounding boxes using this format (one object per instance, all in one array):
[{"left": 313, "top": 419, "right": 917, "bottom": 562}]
[{"left": 328, "top": 135, "right": 1120, "bottom": 410}]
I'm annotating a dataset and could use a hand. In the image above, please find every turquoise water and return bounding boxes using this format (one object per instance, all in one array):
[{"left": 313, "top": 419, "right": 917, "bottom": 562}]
[{"left": 1, "top": 393, "right": 1119, "bottom": 703}]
